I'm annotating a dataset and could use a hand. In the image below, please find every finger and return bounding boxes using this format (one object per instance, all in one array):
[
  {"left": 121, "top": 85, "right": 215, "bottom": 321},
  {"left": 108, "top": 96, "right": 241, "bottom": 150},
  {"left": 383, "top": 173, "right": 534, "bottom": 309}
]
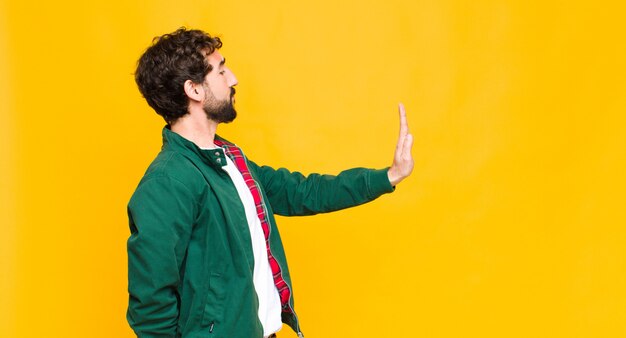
[
  {"left": 402, "top": 133, "right": 414, "bottom": 159},
  {"left": 398, "top": 103, "right": 409, "bottom": 138},
  {"left": 395, "top": 104, "right": 408, "bottom": 156},
  {"left": 395, "top": 136, "right": 404, "bottom": 159}
]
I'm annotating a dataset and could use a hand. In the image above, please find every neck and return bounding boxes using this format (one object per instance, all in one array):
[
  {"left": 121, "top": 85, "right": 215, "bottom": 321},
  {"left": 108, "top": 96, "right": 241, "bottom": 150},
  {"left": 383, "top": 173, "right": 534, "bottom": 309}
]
[{"left": 170, "top": 110, "right": 219, "bottom": 149}]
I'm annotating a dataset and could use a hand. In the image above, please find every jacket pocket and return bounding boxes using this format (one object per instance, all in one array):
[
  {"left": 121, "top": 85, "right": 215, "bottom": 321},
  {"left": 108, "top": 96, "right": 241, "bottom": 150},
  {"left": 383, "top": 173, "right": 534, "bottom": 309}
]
[{"left": 201, "top": 272, "right": 226, "bottom": 330}]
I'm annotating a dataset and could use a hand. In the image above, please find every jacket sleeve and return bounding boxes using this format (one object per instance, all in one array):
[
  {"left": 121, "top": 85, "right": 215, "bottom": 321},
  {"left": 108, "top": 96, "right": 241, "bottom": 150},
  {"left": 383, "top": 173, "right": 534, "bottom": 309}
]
[
  {"left": 126, "top": 176, "right": 196, "bottom": 338},
  {"left": 247, "top": 161, "right": 395, "bottom": 216}
]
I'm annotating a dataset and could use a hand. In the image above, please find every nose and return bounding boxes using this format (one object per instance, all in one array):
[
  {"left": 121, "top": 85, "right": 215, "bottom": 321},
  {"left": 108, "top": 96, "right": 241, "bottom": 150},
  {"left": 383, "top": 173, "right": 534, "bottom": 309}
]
[{"left": 227, "top": 68, "right": 238, "bottom": 87}]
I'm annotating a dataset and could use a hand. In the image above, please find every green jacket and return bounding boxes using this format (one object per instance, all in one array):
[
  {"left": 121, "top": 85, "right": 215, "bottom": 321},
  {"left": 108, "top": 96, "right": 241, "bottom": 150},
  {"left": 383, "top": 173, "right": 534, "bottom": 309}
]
[{"left": 127, "top": 127, "right": 395, "bottom": 338}]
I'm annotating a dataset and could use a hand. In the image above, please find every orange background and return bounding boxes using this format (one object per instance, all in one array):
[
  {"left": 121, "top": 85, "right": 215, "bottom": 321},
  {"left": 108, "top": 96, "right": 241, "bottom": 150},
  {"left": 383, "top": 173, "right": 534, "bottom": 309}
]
[{"left": 1, "top": 0, "right": 625, "bottom": 337}]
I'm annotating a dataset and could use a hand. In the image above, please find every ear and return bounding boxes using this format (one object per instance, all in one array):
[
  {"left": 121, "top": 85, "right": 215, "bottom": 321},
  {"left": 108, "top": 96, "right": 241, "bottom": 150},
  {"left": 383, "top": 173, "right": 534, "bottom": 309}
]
[{"left": 183, "top": 80, "right": 203, "bottom": 102}]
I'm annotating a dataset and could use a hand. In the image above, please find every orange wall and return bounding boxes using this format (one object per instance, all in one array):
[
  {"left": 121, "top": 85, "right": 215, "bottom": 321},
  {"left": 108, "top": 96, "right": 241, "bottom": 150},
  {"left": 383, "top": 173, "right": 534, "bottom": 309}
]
[{"left": 1, "top": 0, "right": 625, "bottom": 337}]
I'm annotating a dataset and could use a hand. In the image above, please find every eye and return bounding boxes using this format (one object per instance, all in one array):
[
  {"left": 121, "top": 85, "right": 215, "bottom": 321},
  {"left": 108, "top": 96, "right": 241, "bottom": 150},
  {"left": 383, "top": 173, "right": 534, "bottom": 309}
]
[{"left": 219, "top": 70, "right": 225, "bottom": 75}]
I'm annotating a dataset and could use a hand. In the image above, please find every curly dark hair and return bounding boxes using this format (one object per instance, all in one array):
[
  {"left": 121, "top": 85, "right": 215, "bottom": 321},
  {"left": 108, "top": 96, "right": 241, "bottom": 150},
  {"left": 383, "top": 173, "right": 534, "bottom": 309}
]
[{"left": 135, "top": 27, "right": 223, "bottom": 124}]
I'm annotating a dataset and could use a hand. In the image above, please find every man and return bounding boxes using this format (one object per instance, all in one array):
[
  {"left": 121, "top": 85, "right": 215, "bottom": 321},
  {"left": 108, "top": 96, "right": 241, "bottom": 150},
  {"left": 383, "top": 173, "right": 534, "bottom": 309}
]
[{"left": 127, "top": 27, "right": 413, "bottom": 338}]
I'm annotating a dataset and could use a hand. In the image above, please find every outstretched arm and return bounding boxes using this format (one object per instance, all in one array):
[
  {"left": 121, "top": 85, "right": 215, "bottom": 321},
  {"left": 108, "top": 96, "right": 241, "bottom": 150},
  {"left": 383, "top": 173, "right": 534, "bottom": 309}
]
[
  {"left": 247, "top": 104, "right": 414, "bottom": 216},
  {"left": 387, "top": 103, "right": 414, "bottom": 186}
]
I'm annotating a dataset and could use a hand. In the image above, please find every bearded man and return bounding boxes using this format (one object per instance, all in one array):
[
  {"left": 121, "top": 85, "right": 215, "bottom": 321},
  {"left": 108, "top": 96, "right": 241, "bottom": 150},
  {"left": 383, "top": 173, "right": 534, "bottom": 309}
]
[{"left": 127, "top": 27, "right": 413, "bottom": 338}]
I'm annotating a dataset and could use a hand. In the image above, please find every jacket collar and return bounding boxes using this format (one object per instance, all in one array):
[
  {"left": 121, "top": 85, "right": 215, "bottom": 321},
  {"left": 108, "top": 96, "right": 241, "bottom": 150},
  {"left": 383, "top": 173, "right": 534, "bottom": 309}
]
[{"left": 162, "top": 126, "right": 228, "bottom": 168}]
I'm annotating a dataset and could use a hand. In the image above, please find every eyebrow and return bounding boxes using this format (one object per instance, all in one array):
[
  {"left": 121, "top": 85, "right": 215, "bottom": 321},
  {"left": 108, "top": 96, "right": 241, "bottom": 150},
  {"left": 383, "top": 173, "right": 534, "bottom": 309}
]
[{"left": 220, "top": 58, "right": 226, "bottom": 66}]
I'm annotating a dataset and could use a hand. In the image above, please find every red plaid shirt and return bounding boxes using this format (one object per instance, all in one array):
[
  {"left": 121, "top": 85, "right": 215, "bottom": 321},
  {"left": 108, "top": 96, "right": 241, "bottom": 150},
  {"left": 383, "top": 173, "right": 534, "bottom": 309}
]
[{"left": 213, "top": 139, "right": 292, "bottom": 312}]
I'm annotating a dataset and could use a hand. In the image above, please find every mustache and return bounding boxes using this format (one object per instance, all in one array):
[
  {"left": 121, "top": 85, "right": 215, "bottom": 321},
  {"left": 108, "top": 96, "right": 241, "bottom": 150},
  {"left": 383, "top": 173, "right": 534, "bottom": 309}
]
[{"left": 230, "top": 87, "right": 236, "bottom": 97}]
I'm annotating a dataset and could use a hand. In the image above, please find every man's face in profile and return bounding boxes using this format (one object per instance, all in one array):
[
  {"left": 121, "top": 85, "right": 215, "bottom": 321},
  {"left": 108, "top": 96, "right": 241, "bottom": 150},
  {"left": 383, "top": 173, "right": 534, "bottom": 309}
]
[{"left": 202, "top": 51, "right": 238, "bottom": 123}]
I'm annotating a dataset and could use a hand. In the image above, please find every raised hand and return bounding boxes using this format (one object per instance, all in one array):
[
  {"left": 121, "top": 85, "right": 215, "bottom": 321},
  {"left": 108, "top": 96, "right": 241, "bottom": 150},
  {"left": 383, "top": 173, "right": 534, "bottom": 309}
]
[{"left": 387, "top": 103, "right": 414, "bottom": 186}]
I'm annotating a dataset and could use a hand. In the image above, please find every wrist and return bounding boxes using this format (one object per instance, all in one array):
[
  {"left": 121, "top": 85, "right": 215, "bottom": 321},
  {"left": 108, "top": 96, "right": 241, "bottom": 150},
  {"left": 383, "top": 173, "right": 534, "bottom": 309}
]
[{"left": 387, "top": 167, "right": 403, "bottom": 186}]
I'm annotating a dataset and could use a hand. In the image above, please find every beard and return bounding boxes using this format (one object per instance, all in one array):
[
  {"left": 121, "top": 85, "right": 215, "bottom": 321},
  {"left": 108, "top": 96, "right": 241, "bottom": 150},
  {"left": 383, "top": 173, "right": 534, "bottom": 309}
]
[{"left": 203, "top": 87, "right": 237, "bottom": 124}]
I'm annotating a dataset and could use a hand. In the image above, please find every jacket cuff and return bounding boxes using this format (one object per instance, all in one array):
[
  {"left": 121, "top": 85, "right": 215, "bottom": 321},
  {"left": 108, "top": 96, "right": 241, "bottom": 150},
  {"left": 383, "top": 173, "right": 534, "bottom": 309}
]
[{"left": 367, "top": 168, "right": 396, "bottom": 199}]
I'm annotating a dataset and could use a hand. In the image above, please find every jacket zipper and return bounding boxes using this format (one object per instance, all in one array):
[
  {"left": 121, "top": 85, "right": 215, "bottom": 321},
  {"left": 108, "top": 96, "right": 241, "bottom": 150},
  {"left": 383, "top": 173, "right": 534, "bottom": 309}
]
[
  {"left": 263, "top": 204, "right": 303, "bottom": 338},
  {"left": 279, "top": 264, "right": 304, "bottom": 338},
  {"left": 241, "top": 153, "right": 304, "bottom": 337}
]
